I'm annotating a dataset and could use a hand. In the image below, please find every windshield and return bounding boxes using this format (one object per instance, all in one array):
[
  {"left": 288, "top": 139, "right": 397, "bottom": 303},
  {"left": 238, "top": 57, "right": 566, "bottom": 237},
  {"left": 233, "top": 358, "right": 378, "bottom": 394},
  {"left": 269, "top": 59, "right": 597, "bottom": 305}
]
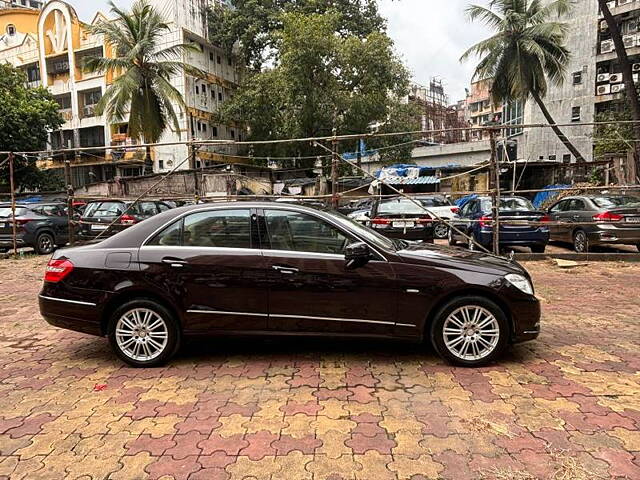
[
  {"left": 481, "top": 197, "right": 534, "bottom": 212},
  {"left": 325, "top": 210, "right": 396, "bottom": 251},
  {"left": 418, "top": 197, "right": 451, "bottom": 207},
  {"left": 378, "top": 198, "right": 431, "bottom": 215},
  {"left": 0, "top": 207, "right": 27, "bottom": 217},
  {"left": 592, "top": 196, "right": 640, "bottom": 209}
]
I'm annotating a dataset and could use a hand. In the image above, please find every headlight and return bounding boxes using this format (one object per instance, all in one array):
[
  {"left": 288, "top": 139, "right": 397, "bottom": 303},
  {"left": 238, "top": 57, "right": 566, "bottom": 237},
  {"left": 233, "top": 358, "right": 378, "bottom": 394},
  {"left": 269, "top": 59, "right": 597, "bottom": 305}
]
[{"left": 505, "top": 274, "right": 534, "bottom": 295}]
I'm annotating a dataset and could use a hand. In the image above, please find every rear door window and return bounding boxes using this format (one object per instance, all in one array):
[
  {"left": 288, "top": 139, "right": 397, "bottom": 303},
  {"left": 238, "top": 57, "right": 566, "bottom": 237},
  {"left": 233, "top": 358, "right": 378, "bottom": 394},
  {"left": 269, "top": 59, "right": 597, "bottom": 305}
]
[
  {"left": 184, "top": 209, "right": 252, "bottom": 249},
  {"left": 568, "top": 199, "right": 586, "bottom": 211}
]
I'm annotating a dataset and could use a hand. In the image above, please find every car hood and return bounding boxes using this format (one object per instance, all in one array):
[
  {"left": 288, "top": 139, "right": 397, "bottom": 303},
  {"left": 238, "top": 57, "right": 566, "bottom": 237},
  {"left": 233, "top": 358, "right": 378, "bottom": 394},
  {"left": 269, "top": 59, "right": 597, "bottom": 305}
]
[{"left": 396, "top": 242, "right": 527, "bottom": 276}]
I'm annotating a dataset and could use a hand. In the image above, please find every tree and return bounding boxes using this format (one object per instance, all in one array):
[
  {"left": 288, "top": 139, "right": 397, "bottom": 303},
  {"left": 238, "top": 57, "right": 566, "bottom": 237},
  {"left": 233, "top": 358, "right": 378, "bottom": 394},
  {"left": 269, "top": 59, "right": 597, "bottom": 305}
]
[
  {"left": 216, "top": 12, "right": 414, "bottom": 168},
  {"left": 86, "top": 0, "right": 200, "bottom": 173},
  {"left": 0, "top": 64, "right": 63, "bottom": 191},
  {"left": 598, "top": 0, "right": 640, "bottom": 180},
  {"left": 461, "top": 0, "right": 585, "bottom": 162},
  {"left": 208, "top": 0, "right": 386, "bottom": 71}
]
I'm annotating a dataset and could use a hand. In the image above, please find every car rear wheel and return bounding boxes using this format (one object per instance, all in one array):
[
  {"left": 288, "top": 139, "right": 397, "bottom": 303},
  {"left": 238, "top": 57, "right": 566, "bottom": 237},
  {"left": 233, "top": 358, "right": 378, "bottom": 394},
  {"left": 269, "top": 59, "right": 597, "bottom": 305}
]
[
  {"left": 573, "top": 230, "right": 589, "bottom": 253},
  {"left": 34, "top": 232, "right": 55, "bottom": 255},
  {"left": 108, "top": 299, "right": 180, "bottom": 367},
  {"left": 430, "top": 296, "right": 509, "bottom": 367},
  {"left": 448, "top": 227, "right": 458, "bottom": 246},
  {"left": 434, "top": 222, "right": 449, "bottom": 239}
]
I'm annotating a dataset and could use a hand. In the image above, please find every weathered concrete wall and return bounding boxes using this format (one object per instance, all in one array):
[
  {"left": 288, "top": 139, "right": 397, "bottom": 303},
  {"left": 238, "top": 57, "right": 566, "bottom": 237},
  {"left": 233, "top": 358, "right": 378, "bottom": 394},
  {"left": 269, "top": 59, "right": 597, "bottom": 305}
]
[{"left": 522, "top": 0, "right": 598, "bottom": 163}]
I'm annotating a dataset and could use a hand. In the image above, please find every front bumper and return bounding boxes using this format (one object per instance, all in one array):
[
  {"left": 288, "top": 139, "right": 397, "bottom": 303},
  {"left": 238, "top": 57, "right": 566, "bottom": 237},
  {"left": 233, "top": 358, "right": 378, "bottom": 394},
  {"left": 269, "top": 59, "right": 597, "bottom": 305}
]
[{"left": 508, "top": 292, "right": 541, "bottom": 343}]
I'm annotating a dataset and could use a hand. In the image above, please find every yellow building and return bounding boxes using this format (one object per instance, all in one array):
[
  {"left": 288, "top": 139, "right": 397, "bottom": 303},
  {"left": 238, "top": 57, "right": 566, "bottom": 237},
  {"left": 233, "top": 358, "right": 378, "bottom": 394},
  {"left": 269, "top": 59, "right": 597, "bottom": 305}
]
[{"left": 0, "top": 0, "right": 241, "bottom": 187}]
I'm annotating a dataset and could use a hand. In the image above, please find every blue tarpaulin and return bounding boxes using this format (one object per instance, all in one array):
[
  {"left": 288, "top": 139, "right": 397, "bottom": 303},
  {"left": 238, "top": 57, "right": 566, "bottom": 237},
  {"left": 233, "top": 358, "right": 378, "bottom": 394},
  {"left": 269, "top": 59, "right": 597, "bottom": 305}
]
[
  {"left": 454, "top": 194, "right": 478, "bottom": 208},
  {"left": 532, "top": 185, "right": 571, "bottom": 208}
]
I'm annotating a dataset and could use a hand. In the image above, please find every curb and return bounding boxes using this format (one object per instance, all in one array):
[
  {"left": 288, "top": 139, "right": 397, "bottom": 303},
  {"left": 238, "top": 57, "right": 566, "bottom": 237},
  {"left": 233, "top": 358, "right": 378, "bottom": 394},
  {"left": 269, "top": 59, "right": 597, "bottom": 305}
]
[{"left": 514, "top": 253, "right": 640, "bottom": 262}]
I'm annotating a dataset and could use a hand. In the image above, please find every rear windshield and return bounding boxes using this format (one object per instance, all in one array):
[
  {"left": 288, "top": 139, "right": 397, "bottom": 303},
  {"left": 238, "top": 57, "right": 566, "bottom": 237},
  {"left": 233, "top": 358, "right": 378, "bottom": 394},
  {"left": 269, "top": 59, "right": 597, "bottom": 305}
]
[
  {"left": 592, "top": 196, "right": 640, "bottom": 209},
  {"left": 83, "top": 201, "right": 127, "bottom": 218},
  {"left": 377, "top": 198, "right": 431, "bottom": 215},
  {"left": 0, "top": 207, "right": 27, "bottom": 217},
  {"left": 481, "top": 197, "right": 534, "bottom": 212},
  {"left": 418, "top": 197, "right": 451, "bottom": 207}
]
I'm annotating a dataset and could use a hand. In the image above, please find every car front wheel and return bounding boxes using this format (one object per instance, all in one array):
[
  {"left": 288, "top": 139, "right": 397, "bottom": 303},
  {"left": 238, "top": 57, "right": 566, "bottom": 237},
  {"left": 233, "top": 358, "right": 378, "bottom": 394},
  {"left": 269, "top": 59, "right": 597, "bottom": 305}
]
[
  {"left": 430, "top": 296, "right": 509, "bottom": 367},
  {"left": 108, "top": 299, "right": 180, "bottom": 367}
]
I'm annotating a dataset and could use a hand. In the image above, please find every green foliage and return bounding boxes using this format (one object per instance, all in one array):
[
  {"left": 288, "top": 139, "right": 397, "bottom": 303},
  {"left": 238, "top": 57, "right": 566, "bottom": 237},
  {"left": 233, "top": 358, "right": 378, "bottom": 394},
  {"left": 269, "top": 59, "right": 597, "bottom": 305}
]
[
  {"left": 208, "top": 0, "right": 386, "bottom": 70},
  {"left": 86, "top": 0, "right": 200, "bottom": 144},
  {"left": 0, "top": 64, "right": 63, "bottom": 190},
  {"left": 461, "top": 0, "right": 572, "bottom": 106},
  {"left": 593, "top": 107, "right": 634, "bottom": 159},
  {"left": 216, "top": 11, "right": 414, "bottom": 167}
]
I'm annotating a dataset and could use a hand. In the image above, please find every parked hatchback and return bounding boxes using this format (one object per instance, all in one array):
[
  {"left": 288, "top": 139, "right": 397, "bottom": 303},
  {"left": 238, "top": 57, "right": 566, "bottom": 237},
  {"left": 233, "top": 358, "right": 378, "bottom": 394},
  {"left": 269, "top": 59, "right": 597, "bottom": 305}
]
[
  {"left": 0, "top": 203, "right": 69, "bottom": 255},
  {"left": 449, "top": 196, "right": 550, "bottom": 253},
  {"left": 368, "top": 197, "right": 435, "bottom": 242},
  {"left": 78, "top": 200, "right": 173, "bottom": 241},
  {"left": 547, "top": 195, "right": 640, "bottom": 252},
  {"left": 39, "top": 202, "right": 540, "bottom": 368}
]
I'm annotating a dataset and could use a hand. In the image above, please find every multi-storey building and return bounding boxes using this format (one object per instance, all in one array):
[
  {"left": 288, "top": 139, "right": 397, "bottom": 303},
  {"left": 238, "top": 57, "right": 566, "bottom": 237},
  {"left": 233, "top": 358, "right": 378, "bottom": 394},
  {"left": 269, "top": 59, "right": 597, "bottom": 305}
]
[
  {"left": 466, "top": 79, "right": 502, "bottom": 141},
  {"left": 0, "top": 0, "right": 240, "bottom": 187}
]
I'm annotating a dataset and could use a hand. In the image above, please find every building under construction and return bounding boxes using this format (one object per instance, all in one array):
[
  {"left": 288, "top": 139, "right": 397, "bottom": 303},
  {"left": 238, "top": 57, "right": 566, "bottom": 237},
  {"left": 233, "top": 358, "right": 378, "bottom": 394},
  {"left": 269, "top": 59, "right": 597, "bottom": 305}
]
[{"left": 408, "top": 79, "right": 470, "bottom": 145}]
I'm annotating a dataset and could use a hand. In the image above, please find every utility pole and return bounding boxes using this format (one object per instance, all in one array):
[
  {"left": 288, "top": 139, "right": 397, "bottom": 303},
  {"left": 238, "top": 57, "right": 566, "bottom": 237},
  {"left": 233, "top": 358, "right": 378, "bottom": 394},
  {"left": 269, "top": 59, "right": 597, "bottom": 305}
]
[
  {"left": 488, "top": 128, "right": 500, "bottom": 255},
  {"left": 8, "top": 153, "right": 17, "bottom": 256},
  {"left": 64, "top": 159, "right": 75, "bottom": 246},
  {"left": 331, "top": 127, "right": 339, "bottom": 210}
]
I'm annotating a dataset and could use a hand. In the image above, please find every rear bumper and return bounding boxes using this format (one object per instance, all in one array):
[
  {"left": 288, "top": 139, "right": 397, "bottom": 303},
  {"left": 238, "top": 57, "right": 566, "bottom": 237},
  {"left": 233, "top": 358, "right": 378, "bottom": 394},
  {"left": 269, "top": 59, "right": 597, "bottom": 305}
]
[
  {"left": 373, "top": 227, "right": 434, "bottom": 241},
  {"left": 588, "top": 226, "right": 640, "bottom": 246},
  {"left": 39, "top": 294, "right": 103, "bottom": 336},
  {"left": 0, "top": 235, "right": 28, "bottom": 248},
  {"left": 477, "top": 228, "right": 549, "bottom": 247}
]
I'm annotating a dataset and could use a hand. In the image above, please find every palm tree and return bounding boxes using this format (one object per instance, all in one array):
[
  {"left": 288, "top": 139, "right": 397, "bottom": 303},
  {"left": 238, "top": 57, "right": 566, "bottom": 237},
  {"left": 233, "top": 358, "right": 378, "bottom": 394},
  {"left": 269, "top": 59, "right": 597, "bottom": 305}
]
[
  {"left": 86, "top": 0, "right": 201, "bottom": 173},
  {"left": 461, "top": 0, "right": 585, "bottom": 162}
]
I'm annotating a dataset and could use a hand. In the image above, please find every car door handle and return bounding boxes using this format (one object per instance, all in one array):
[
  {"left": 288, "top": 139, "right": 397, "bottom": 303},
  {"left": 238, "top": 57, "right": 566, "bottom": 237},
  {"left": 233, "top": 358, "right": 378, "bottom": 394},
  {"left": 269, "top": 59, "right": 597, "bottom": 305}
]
[
  {"left": 272, "top": 265, "right": 299, "bottom": 274},
  {"left": 162, "top": 257, "right": 188, "bottom": 268}
]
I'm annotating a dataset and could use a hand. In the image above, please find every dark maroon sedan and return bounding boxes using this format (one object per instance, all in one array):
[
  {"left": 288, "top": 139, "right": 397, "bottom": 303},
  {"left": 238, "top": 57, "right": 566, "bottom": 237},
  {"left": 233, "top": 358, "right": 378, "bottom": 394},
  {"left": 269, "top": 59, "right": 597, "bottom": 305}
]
[{"left": 39, "top": 203, "right": 540, "bottom": 368}]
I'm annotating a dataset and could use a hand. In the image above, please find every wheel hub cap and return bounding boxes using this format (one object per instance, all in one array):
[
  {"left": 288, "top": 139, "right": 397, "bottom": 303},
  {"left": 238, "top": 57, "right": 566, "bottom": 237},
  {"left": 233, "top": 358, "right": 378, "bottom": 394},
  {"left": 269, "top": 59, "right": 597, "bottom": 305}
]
[
  {"left": 443, "top": 306, "right": 500, "bottom": 361},
  {"left": 115, "top": 308, "right": 168, "bottom": 362}
]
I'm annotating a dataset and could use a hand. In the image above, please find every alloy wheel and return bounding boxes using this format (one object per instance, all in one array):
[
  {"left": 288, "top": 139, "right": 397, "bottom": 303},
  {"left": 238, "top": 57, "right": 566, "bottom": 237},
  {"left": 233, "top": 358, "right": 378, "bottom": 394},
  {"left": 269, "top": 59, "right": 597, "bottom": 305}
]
[
  {"left": 115, "top": 308, "right": 169, "bottom": 362},
  {"left": 434, "top": 222, "right": 449, "bottom": 239},
  {"left": 574, "top": 231, "right": 588, "bottom": 253},
  {"left": 37, "top": 234, "right": 54, "bottom": 254},
  {"left": 442, "top": 305, "right": 500, "bottom": 361}
]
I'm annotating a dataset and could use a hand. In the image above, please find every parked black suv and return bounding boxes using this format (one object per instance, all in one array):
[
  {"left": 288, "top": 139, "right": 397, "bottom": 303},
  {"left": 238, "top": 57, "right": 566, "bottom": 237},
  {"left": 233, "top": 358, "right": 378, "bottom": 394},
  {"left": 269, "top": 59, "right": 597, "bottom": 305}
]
[{"left": 0, "top": 203, "right": 69, "bottom": 255}]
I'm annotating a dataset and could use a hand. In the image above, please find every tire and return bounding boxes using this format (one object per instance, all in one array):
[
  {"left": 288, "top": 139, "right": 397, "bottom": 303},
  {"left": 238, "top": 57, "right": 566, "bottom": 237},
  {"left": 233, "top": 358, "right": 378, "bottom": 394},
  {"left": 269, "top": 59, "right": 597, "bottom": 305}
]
[
  {"left": 531, "top": 245, "right": 546, "bottom": 254},
  {"left": 108, "top": 299, "right": 180, "bottom": 368},
  {"left": 34, "top": 232, "right": 55, "bottom": 255},
  {"left": 448, "top": 227, "right": 458, "bottom": 246},
  {"left": 468, "top": 232, "right": 479, "bottom": 251},
  {"left": 430, "top": 296, "right": 510, "bottom": 367},
  {"left": 434, "top": 222, "right": 449, "bottom": 239},
  {"left": 573, "top": 230, "right": 589, "bottom": 253}
]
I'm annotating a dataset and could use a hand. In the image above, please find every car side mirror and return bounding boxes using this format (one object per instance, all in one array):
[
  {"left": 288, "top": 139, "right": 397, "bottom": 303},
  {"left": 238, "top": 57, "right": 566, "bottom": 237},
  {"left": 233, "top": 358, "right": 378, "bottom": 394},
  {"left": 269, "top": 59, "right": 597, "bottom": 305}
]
[{"left": 345, "top": 242, "right": 371, "bottom": 269}]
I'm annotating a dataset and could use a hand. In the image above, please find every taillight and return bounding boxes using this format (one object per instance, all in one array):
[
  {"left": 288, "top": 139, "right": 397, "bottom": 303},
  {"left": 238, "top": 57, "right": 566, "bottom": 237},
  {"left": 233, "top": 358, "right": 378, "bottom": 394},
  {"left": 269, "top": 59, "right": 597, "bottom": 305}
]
[
  {"left": 538, "top": 215, "right": 551, "bottom": 223},
  {"left": 479, "top": 216, "right": 492, "bottom": 228},
  {"left": 10, "top": 218, "right": 31, "bottom": 226},
  {"left": 44, "top": 259, "right": 74, "bottom": 283},
  {"left": 417, "top": 218, "right": 433, "bottom": 224},
  {"left": 593, "top": 211, "right": 623, "bottom": 222},
  {"left": 450, "top": 206, "right": 460, "bottom": 214},
  {"left": 372, "top": 218, "right": 391, "bottom": 225},
  {"left": 120, "top": 214, "right": 137, "bottom": 225}
]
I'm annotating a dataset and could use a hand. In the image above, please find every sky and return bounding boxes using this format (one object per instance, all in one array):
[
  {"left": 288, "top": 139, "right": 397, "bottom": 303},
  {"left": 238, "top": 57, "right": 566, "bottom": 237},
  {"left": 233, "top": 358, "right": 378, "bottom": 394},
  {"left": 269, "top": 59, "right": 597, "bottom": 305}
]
[{"left": 72, "top": 0, "right": 490, "bottom": 103}]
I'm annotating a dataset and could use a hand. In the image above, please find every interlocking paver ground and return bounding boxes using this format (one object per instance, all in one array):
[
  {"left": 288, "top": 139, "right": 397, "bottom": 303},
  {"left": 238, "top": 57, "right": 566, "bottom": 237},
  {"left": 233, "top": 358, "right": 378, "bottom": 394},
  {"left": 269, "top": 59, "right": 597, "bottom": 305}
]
[{"left": 1, "top": 256, "right": 639, "bottom": 479}]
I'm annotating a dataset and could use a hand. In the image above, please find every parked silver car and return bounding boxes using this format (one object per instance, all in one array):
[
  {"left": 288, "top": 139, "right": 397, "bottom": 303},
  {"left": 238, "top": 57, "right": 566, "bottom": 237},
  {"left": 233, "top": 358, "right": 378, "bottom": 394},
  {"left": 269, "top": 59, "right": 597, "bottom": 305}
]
[{"left": 547, "top": 195, "right": 640, "bottom": 252}]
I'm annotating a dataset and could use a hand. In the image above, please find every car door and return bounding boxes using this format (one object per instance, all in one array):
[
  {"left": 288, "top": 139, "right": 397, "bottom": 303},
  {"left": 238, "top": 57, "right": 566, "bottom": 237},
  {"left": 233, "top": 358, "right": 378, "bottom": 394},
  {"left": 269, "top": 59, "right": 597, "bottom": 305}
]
[
  {"left": 452, "top": 201, "right": 474, "bottom": 242},
  {"left": 548, "top": 199, "right": 569, "bottom": 239},
  {"left": 260, "top": 208, "right": 398, "bottom": 336},
  {"left": 138, "top": 207, "right": 269, "bottom": 334}
]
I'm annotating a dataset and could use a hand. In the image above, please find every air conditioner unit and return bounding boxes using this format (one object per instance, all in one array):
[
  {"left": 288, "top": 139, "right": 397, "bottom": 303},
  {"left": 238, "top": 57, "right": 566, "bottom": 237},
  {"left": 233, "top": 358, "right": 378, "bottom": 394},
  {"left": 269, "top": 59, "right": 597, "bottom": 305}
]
[
  {"left": 83, "top": 104, "right": 96, "bottom": 117},
  {"left": 601, "top": 40, "right": 615, "bottom": 53},
  {"left": 633, "top": 63, "right": 640, "bottom": 72},
  {"left": 600, "top": 19, "right": 609, "bottom": 33},
  {"left": 619, "top": 0, "right": 632, "bottom": 6},
  {"left": 597, "top": 84, "right": 611, "bottom": 95},
  {"left": 609, "top": 73, "right": 623, "bottom": 83},
  {"left": 597, "top": 72, "right": 611, "bottom": 82},
  {"left": 606, "top": 0, "right": 616, "bottom": 8},
  {"left": 612, "top": 83, "right": 626, "bottom": 93},
  {"left": 623, "top": 34, "right": 636, "bottom": 49}
]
